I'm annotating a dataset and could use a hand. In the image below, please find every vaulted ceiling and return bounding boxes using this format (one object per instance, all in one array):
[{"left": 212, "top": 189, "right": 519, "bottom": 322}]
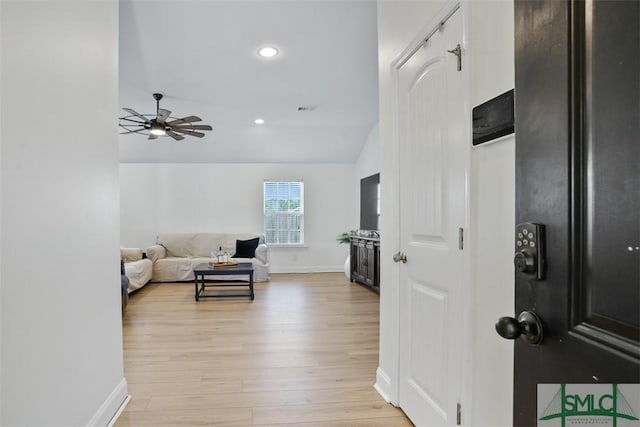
[{"left": 119, "top": 0, "right": 379, "bottom": 163}]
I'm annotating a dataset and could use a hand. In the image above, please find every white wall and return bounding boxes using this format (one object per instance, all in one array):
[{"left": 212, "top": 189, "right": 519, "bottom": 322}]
[
  {"left": 468, "top": 2, "right": 515, "bottom": 426},
  {"left": 377, "top": 1, "right": 515, "bottom": 425},
  {"left": 0, "top": 3, "right": 3, "bottom": 420},
  {"left": 0, "top": 1, "right": 126, "bottom": 426},
  {"left": 356, "top": 124, "right": 380, "bottom": 180},
  {"left": 354, "top": 123, "right": 380, "bottom": 225},
  {"left": 120, "top": 163, "right": 356, "bottom": 273}
]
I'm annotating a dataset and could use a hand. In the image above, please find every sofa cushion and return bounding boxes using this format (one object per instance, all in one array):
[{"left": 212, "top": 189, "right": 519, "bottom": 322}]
[
  {"left": 153, "top": 257, "right": 196, "bottom": 282},
  {"left": 146, "top": 244, "right": 166, "bottom": 263},
  {"left": 191, "top": 233, "right": 226, "bottom": 257},
  {"left": 159, "top": 234, "right": 195, "bottom": 257},
  {"left": 233, "top": 238, "right": 260, "bottom": 258}
]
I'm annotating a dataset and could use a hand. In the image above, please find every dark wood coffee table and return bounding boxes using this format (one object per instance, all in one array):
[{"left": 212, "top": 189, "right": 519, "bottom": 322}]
[{"left": 193, "top": 262, "right": 254, "bottom": 301}]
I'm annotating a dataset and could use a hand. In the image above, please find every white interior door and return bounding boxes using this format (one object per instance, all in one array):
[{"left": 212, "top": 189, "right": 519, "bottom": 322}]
[{"left": 397, "top": 8, "right": 468, "bottom": 427}]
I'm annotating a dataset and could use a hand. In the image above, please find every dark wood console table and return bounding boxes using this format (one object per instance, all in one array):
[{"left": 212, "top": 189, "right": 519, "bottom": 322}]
[{"left": 350, "top": 236, "right": 380, "bottom": 293}]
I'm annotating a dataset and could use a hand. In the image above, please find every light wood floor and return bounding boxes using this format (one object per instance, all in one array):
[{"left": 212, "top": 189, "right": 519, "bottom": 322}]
[{"left": 115, "top": 273, "right": 413, "bottom": 426}]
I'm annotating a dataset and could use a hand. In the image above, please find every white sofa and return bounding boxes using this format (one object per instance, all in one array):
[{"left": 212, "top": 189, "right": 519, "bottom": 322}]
[
  {"left": 146, "top": 233, "right": 270, "bottom": 283},
  {"left": 120, "top": 247, "right": 153, "bottom": 293}
]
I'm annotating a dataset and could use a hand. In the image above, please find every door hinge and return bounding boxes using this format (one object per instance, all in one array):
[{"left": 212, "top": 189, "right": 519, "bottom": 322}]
[
  {"left": 457, "top": 402, "right": 462, "bottom": 425},
  {"left": 458, "top": 227, "right": 464, "bottom": 250}
]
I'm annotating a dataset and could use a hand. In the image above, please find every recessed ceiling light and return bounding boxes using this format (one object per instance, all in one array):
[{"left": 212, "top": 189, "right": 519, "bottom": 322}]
[
  {"left": 258, "top": 46, "right": 279, "bottom": 58},
  {"left": 254, "top": 118, "right": 265, "bottom": 125}
]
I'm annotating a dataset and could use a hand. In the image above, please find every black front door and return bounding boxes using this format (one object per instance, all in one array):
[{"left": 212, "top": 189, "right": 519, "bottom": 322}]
[{"left": 511, "top": 1, "right": 639, "bottom": 425}]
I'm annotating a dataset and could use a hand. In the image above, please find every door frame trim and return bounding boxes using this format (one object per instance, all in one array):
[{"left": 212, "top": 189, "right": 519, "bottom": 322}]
[{"left": 376, "top": 0, "right": 474, "bottom": 420}]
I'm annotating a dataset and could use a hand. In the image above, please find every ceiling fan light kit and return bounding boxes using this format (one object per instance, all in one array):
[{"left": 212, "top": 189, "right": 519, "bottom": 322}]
[
  {"left": 149, "top": 122, "right": 166, "bottom": 136},
  {"left": 119, "top": 93, "right": 213, "bottom": 141}
]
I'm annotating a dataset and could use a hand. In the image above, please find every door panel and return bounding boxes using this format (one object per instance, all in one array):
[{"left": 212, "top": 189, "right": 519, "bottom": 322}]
[
  {"left": 578, "top": 0, "right": 640, "bottom": 347},
  {"left": 409, "top": 281, "right": 448, "bottom": 409},
  {"left": 513, "top": 1, "right": 639, "bottom": 425},
  {"left": 408, "top": 61, "right": 445, "bottom": 240},
  {"left": 398, "top": 7, "right": 466, "bottom": 426}
]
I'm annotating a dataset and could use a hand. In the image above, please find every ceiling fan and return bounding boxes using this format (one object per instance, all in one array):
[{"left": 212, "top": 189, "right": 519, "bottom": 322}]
[{"left": 119, "top": 93, "right": 213, "bottom": 141}]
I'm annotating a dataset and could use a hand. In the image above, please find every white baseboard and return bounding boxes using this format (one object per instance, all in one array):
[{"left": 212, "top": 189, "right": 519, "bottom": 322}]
[
  {"left": 270, "top": 265, "right": 343, "bottom": 274},
  {"left": 86, "top": 377, "right": 129, "bottom": 427},
  {"left": 106, "top": 394, "right": 131, "bottom": 427},
  {"left": 375, "top": 367, "right": 396, "bottom": 405}
]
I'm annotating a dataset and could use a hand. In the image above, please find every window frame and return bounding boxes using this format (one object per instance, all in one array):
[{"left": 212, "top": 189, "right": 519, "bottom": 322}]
[{"left": 263, "top": 180, "right": 305, "bottom": 246}]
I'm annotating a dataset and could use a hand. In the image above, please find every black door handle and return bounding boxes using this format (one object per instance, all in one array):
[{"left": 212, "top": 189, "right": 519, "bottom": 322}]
[{"left": 495, "top": 311, "right": 543, "bottom": 345}]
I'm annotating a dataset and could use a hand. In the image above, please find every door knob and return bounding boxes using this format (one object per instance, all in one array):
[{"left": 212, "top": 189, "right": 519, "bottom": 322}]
[
  {"left": 393, "top": 252, "right": 407, "bottom": 263},
  {"left": 495, "top": 311, "right": 543, "bottom": 345}
]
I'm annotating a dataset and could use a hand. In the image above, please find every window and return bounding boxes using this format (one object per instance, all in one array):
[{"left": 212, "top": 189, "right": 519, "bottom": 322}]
[{"left": 264, "top": 181, "right": 304, "bottom": 245}]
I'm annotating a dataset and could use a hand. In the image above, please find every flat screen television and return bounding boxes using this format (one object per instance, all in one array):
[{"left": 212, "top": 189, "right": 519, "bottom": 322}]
[{"left": 360, "top": 173, "right": 380, "bottom": 231}]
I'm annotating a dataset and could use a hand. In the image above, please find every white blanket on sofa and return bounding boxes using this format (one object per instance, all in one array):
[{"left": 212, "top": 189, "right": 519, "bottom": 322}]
[
  {"left": 121, "top": 247, "right": 153, "bottom": 293},
  {"left": 147, "top": 233, "right": 270, "bottom": 283}
]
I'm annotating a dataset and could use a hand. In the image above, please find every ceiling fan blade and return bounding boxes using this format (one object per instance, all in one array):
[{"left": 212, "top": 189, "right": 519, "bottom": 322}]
[
  {"left": 171, "top": 128, "right": 205, "bottom": 138},
  {"left": 157, "top": 108, "right": 171, "bottom": 123},
  {"left": 120, "top": 128, "right": 145, "bottom": 135},
  {"left": 120, "top": 117, "right": 148, "bottom": 125},
  {"left": 148, "top": 133, "right": 158, "bottom": 140},
  {"left": 123, "top": 108, "right": 150, "bottom": 123},
  {"left": 172, "top": 124, "right": 213, "bottom": 131},
  {"left": 166, "top": 130, "right": 185, "bottom": 141},
  {"left": 166, "top": 115, "right": 202, "bottom": 126}
]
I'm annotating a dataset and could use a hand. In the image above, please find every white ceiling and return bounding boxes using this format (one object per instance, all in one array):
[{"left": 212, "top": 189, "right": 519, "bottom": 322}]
[{"left": 119, "top": 0, "right": 379, "bottom": 163}]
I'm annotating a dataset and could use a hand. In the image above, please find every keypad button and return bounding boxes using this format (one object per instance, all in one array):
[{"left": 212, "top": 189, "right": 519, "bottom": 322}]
[
  {"left": 528, "top": 233, "right": 534, "bottom": 239},
  {"left": 518, "top": 233, "right": 523, "bottom": 239},
  {"left": 523, "top": 239, "right": 529, "bottom": 245},
  {"left": 530, "top": 241, "right": 535, "bottom": 247},
  {"left": 522, "top": 229, "right": 529, "bottom": 235},
  {"left": 517, "top": 241, "right": 523, "bottom": 247}
]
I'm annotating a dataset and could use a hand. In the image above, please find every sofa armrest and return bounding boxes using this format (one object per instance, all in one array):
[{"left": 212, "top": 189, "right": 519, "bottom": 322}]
[
  {"left": 120, "top": 247, "right": 143, "bottom": 262},
  {"left": 254, "top": 243, "right": 269, "bottom": 265},
  {"left": 146, "top": 244, "right": 166, "bottom": 263}
]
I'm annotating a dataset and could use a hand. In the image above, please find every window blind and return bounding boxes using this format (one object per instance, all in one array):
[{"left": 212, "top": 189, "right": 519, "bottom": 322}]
[{"left": 263, "top": 181, "right": 304, "bottom": 245}]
